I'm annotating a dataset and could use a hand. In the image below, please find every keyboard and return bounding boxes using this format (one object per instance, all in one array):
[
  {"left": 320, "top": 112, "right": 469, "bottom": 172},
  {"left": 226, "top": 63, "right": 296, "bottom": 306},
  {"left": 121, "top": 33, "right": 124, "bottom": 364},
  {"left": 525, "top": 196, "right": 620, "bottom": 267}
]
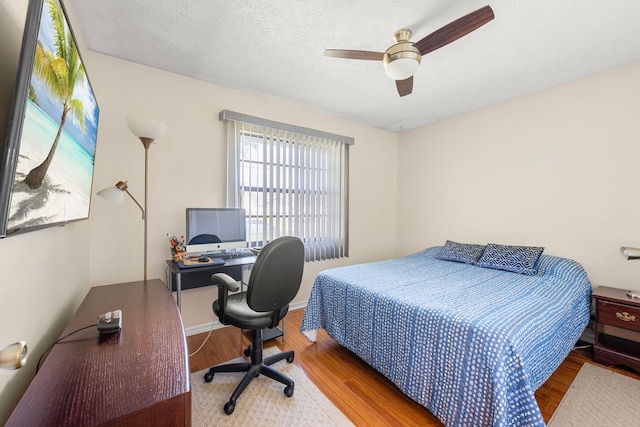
[{"left": 208, "top": 250, "right": 254, "bottom": 260}]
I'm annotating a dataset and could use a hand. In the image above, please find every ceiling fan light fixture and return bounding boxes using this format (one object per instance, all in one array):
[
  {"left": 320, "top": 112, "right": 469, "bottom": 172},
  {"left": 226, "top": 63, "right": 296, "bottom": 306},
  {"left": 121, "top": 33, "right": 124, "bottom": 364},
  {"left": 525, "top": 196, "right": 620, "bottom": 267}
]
[
  {"left": 384, "top": 54, "right": 421, "bottom": 80},
  {"left": 383, "top": 35, "right": 421, "bottom": 80}
]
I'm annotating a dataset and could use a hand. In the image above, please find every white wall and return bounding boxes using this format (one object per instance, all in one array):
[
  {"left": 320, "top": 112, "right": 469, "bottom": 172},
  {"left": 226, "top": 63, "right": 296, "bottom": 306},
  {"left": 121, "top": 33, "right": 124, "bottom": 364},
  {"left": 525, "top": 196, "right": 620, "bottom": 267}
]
[
  {"left": 86, "top": 52, "right": 399, "bottom": 330},
  {"left": 397, "top": 60, "right": 640, "bottom": 291}
]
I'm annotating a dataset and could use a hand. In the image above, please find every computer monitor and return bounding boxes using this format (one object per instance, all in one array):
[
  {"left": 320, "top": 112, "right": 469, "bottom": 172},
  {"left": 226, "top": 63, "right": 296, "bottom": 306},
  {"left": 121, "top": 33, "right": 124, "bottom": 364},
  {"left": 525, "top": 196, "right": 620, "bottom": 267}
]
[{"left": 185, "top": 208, "right": 247, "bottom": 254}]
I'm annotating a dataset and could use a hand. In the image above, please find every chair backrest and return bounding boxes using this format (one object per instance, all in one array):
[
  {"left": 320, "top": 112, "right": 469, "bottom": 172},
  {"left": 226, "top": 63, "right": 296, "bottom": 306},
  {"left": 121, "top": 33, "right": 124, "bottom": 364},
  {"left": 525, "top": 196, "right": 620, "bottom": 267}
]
[{"left": 247, "top": 236, "right": 304, "bottom": 313}]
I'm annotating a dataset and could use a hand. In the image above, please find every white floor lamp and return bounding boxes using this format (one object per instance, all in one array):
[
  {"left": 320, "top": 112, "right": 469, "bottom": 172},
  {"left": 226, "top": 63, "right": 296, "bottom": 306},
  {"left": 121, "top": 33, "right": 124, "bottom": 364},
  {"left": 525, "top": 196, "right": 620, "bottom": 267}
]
[{"left": 97, "top": 117, "right": 167, "bottom": 281}]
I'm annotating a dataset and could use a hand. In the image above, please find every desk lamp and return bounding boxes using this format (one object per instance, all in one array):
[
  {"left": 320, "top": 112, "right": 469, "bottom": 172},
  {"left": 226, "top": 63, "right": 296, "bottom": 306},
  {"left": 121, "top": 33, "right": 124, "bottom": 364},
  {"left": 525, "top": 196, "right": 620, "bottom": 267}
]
[
  {"left": 97, "top": 117, "right": 167, "bottom": 281},
  {"left": 0, "top": 341, "right": 28, "bottom": 370}
]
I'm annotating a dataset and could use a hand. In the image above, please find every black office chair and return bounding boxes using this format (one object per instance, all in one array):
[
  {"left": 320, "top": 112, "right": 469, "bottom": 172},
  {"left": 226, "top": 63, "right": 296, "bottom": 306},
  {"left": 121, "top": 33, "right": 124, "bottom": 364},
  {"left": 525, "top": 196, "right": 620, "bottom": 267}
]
[{"left": 203, "top": 236, "right": 304, "bottom": 415}]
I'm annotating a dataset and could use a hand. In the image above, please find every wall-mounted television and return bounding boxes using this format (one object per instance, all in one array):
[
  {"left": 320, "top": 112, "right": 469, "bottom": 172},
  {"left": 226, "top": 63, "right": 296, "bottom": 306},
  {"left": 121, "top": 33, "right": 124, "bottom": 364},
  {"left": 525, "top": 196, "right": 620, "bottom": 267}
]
[
  {"left": 0, "top": 0, "right": 100, "bottom": 237},
  {"left": 185, "top": 208, "right": 248, "bottom": 253}
]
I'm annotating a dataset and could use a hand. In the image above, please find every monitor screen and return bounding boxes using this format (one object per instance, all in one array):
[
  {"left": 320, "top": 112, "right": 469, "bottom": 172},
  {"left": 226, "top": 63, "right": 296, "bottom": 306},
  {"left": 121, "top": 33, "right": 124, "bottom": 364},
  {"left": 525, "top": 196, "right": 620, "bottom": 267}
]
[{"left": 185, "top": 208, "right": 247, "bottom": 253}]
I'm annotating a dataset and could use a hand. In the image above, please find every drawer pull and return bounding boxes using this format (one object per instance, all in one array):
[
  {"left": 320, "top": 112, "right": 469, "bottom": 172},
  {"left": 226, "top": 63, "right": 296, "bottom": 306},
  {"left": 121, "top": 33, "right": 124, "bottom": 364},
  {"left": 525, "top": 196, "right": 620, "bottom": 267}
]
[{"left": 615, "top": 311, "right": 637, "bottom": 322}]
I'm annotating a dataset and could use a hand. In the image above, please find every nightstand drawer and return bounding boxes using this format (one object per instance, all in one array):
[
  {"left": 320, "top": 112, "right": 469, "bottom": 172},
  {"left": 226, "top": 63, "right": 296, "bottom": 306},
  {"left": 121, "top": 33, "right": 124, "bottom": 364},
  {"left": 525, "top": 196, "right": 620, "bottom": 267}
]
[{"left": 598, "top": 300, "right": 640, "bottom": 332}]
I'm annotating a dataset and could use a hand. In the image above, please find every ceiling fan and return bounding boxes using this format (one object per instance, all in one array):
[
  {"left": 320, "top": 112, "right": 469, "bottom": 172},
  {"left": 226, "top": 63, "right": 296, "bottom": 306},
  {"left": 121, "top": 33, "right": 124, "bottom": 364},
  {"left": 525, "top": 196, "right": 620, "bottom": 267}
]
[{"left": 324, "top": 5, "right": 495, "bottom": 97}]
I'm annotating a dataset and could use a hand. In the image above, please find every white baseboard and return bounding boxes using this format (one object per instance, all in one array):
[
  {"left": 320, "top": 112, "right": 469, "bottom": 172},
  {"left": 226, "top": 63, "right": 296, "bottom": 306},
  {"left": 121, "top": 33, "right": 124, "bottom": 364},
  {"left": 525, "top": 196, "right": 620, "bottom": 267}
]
[
  {"left": 288, "top": 300, "right": 308, "bottom": 312},
  {"left": 185, "top": 300, "right": 308, "bottom": 336},
  {"left": 185, "top": 320, "right": 225, "bottom": 336}
]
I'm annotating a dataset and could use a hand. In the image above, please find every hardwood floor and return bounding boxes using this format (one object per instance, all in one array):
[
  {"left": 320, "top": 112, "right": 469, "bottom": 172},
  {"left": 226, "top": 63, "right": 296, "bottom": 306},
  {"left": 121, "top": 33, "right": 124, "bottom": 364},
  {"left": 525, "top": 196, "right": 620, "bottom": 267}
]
[{"left": 187, "top": 308, "right": 640, "bottom": 426}]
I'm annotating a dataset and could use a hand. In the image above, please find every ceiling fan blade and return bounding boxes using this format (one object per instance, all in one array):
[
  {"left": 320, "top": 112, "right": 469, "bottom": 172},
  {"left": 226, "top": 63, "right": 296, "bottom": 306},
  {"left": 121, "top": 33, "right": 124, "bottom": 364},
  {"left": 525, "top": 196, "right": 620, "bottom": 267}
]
[
  {"left": 396, "top": 76, "right": 413, "bottom": 97},
  {"left": 324, "top": 49, "right": 384, "bottom": 61},
  {"left": 415, "top": 5, "right": 494, "bottom": 56}
]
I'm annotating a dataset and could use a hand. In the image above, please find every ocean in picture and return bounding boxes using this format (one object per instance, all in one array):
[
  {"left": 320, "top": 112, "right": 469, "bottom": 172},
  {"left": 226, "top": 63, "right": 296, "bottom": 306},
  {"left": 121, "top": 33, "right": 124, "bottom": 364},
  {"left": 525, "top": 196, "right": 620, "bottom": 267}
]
[{"left": 7, "top": 100, "right": 96, "bottom": 230}]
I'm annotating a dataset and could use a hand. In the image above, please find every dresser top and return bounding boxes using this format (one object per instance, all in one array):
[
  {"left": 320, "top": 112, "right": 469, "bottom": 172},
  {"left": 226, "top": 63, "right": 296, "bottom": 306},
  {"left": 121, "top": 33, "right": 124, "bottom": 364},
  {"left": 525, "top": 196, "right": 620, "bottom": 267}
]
[
  {"left": 7, "top": 279, "right": 190, "bottom": 426},
  {"left": 593, "top": 286, "right": 640, "bottom": 307}
]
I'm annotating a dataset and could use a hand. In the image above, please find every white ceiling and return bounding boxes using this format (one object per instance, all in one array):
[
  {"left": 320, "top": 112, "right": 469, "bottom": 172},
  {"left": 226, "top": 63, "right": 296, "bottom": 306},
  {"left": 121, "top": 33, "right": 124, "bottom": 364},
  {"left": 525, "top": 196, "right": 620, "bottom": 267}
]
[{"left": 66, "top": 0, "right": 640, "bottom": 132}]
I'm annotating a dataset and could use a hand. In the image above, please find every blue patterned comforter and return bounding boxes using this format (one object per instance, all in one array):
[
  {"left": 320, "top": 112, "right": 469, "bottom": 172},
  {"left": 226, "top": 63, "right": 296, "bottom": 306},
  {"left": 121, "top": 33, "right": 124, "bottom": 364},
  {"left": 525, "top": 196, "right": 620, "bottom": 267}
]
[{"left": 300, "top": 247, "right": 591, "bottom": 427}]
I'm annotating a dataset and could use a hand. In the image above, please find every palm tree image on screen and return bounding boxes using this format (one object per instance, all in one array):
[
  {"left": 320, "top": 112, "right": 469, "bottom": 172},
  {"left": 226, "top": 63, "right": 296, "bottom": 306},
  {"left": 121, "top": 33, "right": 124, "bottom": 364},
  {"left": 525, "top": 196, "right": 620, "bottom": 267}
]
[{"left": 24, "top": 0, "right": 85, "bottom": 189}]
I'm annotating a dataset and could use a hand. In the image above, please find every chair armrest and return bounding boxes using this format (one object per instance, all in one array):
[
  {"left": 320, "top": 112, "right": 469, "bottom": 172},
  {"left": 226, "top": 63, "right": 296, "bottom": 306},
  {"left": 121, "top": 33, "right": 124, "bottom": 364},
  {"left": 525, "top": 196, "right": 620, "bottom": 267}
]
[
  {"left": 211, "top": 273, "right": 240, "bottom": 318},
  {"left": 211, "top": 273, "right": 240, "bottom": 292}
]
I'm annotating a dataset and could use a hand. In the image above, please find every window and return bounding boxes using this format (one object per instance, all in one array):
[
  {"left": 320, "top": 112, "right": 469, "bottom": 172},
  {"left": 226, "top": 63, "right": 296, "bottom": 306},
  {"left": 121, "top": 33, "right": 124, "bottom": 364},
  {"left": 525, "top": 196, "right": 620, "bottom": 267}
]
[{"left": 220, "top": 110, "right": 352, "bottom": 261}]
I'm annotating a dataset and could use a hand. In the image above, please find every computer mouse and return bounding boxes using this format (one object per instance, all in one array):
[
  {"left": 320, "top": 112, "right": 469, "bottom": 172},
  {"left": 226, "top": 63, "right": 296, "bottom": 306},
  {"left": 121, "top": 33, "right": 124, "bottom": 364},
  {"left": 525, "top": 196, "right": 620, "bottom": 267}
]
[{"left": 198, "top": 256, "right": 209, "bottom": 262}]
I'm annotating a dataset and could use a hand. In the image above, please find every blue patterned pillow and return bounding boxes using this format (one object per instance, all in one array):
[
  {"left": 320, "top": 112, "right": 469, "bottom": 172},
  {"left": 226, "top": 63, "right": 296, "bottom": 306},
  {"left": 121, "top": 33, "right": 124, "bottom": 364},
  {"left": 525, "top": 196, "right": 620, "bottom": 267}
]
[
  {"left": 476, "top": 243, "right": 544, "bottom": 275},
  {"left": 435, "top": 240, "right": 486, "bottom": 264}
]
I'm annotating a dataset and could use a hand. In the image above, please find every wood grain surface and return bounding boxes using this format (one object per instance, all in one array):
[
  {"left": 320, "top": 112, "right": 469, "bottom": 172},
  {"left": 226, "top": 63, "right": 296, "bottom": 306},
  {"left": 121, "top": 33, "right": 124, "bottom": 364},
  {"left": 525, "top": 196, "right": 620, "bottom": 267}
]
[{"left": 7, "top": 279, "right": 190, "bottom": 426}]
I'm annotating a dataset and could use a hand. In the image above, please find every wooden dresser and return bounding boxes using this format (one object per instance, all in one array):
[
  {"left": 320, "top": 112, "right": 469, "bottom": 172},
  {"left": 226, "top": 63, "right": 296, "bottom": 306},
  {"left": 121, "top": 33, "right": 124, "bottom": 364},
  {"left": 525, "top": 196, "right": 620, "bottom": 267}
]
[{"left": 6, "top": 279, "right": 191, "bottom": 426}]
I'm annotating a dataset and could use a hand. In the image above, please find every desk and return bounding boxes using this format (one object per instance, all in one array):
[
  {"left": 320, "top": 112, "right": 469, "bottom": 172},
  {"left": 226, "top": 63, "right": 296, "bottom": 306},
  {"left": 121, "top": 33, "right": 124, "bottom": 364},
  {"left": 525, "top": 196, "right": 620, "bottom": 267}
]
[
  {"left": 6, "top": 280, "right": 190, "bottom": 426},
  {"left": 168, "top": 255, "right": 256, "bottom": 310},
  {"left": 168, "top": 255, "right": 284, "bottom": 340}
]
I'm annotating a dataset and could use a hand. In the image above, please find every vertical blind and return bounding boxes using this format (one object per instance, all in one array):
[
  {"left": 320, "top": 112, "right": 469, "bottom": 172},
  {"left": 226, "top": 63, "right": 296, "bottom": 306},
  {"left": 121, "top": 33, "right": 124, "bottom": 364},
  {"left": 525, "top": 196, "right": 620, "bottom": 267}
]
[{"left": 220, "top": 110, "right": 352, "bottom": 262}]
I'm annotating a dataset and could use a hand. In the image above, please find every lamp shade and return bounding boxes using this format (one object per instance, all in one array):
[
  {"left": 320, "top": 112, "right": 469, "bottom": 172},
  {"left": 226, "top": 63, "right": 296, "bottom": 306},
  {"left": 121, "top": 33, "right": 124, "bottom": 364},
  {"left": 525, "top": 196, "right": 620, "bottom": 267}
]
[
  {"left": 126, "top": 117, "right": 167, "bottom": 140},
  {"left": 97, "top": 186, "right": 125, "bottom": 205},
  {"left": 384, "top": 56, "right": 420, "bottom": 80},
  {"left": 0, "top": 341, "right": 28, "bottom": 370}
]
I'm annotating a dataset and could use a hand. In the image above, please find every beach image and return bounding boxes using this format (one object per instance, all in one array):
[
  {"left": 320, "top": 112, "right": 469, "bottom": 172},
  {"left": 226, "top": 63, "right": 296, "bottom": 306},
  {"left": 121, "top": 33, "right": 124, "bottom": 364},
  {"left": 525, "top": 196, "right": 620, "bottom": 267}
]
[{"left": 7, "top": 101, "right": 95, "bottom": 231}]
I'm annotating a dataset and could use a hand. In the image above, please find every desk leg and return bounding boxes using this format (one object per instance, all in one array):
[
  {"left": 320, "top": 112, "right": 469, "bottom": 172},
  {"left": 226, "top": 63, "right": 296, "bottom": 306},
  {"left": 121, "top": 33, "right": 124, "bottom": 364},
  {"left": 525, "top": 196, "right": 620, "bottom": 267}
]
[{"left": 176, "top": 273, "right": 182, "bottom": 312}]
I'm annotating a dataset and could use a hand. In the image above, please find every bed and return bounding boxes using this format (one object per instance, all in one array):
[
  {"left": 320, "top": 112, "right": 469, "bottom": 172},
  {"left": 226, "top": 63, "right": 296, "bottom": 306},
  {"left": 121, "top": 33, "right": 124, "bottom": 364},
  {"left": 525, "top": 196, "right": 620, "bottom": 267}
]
[{"left": 300, "top": 245, "right": 591, "bottom": 427}]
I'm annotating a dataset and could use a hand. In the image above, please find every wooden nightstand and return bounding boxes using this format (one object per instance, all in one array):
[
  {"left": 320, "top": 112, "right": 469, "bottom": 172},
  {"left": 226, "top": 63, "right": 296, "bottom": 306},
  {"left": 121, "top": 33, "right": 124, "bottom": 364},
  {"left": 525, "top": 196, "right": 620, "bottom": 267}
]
[{"left": 592, "top": 286, "right": 640, "bottom": 373}]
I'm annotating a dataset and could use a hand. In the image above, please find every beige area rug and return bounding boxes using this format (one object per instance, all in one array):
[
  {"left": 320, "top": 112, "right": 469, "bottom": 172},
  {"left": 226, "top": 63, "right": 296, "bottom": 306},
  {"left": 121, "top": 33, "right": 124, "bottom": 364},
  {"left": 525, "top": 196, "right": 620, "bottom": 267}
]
[
  {"left": 548, "top": 362, "right": 640, "bottom": 426},
  {"left": 191, "top": 347, "right": 353, "bottom": 426}
]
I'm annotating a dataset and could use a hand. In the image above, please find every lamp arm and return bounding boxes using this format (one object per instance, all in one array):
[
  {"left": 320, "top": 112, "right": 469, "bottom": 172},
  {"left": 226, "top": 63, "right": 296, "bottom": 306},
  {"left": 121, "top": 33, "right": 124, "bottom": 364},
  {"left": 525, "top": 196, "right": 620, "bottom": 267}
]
[{"left": 123, "top": 189, "right": 146, "bottom": 220}]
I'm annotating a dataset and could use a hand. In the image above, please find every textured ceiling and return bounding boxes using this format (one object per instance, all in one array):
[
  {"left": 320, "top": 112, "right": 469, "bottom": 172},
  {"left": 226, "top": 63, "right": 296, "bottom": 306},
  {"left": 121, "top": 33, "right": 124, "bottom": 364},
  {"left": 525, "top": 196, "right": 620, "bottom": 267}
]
[{"left": 66, "top": 0, "right": 640, "bottom": 132}]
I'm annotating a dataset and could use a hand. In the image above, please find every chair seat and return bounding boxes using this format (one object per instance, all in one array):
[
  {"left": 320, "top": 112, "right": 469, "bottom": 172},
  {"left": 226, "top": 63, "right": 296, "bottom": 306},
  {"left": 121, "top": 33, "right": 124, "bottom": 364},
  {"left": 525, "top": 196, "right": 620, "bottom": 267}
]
[{"left": 213, "top": 292, "right": 285, "bottom": 330}]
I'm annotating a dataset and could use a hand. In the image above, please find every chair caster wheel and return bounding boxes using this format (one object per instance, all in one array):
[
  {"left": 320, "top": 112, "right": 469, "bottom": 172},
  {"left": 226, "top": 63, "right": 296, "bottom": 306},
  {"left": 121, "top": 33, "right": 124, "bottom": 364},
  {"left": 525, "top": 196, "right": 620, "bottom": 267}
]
[
  {"left": 204, "top": 371, "right": 214, "bottom": 382},
  {"left": 284, "top": 383, "right": 294, "bottom": 397},
  {"left": 286, "top": 355, "right": 294, "bottom": 363},
  {"left": 224, "top": 401, "right": 235, "bottom": 414},
  {"left": 244, "top": 345, "right": 252, "bottom": 357}
]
